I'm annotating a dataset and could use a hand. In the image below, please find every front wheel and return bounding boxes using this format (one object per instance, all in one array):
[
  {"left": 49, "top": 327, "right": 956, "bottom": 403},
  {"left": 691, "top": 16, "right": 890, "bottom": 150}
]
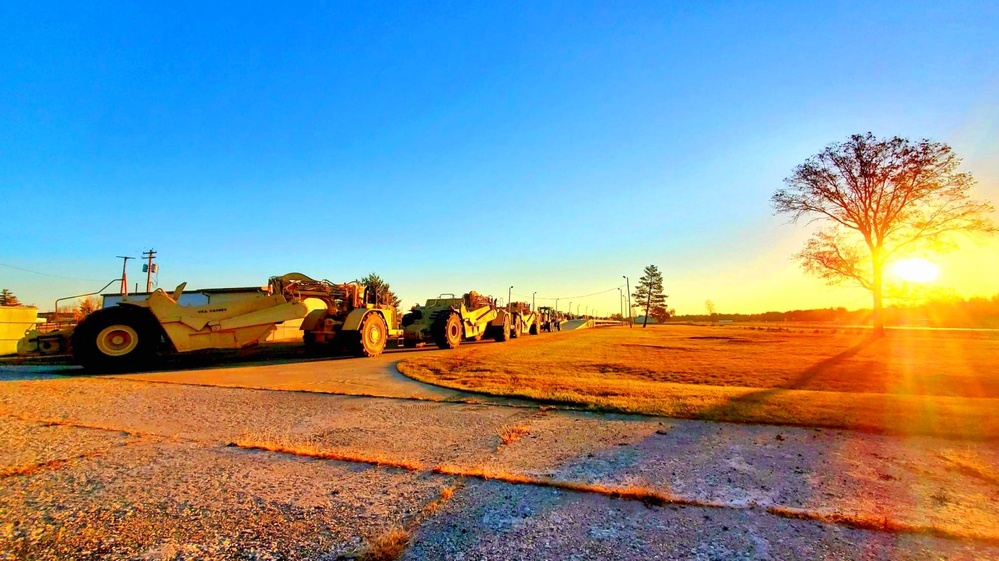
[
  {"left": 71, "top": 307, "right": 160, "bottom": 372},
  {"left": 529, "top": 323, "right": 539, "bottom": 335},
  {"left": 432, "top": 311, "right": 463, "bottom": 349},
  {"left": 353, "top": 313, "right": 388, "bottom": 357}
]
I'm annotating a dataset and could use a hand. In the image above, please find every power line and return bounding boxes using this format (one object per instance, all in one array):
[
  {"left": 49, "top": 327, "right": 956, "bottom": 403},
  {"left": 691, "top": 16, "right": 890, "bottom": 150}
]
[
  {"left": 0, "top": 262, "right": 104, "bottom": 283},
  {"left": 513, "top": 285, "right": 625, "bottom": 301}
]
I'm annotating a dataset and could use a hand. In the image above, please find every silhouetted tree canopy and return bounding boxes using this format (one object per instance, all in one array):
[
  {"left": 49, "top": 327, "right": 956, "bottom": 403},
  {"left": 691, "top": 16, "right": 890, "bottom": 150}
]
[
  {"left": 632, "top": 265, "right": 671, "bottom": 327},
  {"left": 0, "top": 288, "right": 20, "bottom": 306},
  {"left": 772, "top": 133, "right": 995, "bottom": 336}
]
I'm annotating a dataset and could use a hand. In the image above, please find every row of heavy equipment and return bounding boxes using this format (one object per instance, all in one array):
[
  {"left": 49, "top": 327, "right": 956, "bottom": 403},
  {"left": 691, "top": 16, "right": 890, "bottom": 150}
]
[
  {"left": 401, "top": 291, "right": 541, "bottom": 349},
  {"left": 17, "top": 272, "right": 562, "bottom": 373}
]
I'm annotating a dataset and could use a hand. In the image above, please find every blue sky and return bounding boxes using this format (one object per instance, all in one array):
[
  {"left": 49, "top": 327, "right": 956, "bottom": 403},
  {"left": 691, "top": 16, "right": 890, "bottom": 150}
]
[{"left": 2, "top": 1, "right": 997, "bottom": 314}]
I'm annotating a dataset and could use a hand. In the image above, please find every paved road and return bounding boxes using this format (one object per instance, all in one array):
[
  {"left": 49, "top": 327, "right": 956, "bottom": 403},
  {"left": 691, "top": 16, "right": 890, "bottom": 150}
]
[{"left": 1, "top": 346, "right": 997, "bottom": 559}]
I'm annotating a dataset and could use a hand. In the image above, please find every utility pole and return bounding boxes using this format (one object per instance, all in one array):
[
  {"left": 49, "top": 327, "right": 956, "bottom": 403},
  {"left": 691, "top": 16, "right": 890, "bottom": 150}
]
[
  {"left": 508, "top": 286, "right": 513, "bottom": 313},
  {"left": 618, "top": 288, "right": 624, "bottom": 320},
  {"left": 568, "top": 302, "right": 572, "bottom": 319},
  {"left": 142, "top": 248, "right": 157, "bottom": 293},
  {"left": 532, "top": 291, "right": 536, "bottom": 311},
  {"left": 623, "top": 275, "right": 633, "bottom": 328},
  {"left": 117, "top": 256, "right": 134, "bottom": 297}
]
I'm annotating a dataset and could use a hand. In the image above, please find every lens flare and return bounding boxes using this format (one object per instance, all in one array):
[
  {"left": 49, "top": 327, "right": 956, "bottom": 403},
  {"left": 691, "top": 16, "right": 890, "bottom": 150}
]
[{"left": 890, "top": 259, "right": 940, "bottom": 283}]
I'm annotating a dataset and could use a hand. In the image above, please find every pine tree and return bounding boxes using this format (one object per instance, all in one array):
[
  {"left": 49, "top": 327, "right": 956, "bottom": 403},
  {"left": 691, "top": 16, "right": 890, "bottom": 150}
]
[
  {"left": 0, "top": 288, "right": 21, "bottom": 306},
  {"left": 631, "top": 265, "right": 669, "bottom": 327},
  {"left": 357, "top": 273, "right": 401, "bottom": 313}
]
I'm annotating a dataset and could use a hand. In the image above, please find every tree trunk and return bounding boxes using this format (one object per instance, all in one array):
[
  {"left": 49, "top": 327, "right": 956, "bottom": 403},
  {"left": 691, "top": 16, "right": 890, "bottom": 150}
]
[
  {"left": 643, "top": 291, "right": 651, "bottom": 328},
  {"left": 871, "top": 254, "right": 886, "bottom": 338}
]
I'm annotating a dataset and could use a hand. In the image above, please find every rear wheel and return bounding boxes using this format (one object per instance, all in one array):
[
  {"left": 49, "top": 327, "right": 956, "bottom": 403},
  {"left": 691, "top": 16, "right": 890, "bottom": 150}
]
[
  {"left": 494, "top": 315, "right": 510, "bottom": 342},
  {"left": 432, "top": 311, "right": 463, "bottom": 349},
  {"left": 353, "top": 313, "right": 388, "bottom": 357},
  {"left": 71, "top": 306, "right": 160, "bottom": 372},
  {"left": 529, "top": 322, "right": 539, "bottom": 335}
]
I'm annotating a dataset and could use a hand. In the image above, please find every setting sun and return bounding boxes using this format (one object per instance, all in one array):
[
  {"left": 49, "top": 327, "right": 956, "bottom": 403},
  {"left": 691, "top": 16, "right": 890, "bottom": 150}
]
[{"left": 890, "top": 258, "right": 941, "bottom": 283}]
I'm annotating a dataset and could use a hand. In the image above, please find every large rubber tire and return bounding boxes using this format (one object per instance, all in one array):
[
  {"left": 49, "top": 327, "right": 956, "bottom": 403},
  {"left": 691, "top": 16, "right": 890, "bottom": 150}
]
[
  {"left": 353, "top": 313, "right": 388, "bottom": 357},
  {"left": 403, "top": 337, "right": 418, "bottom": 348},
  {"left": 529, "top": 322, "right": 539, "bottom": 335},
  {"left": 494, "top": 315, "right": 510, "bottom": 342},
  {"left": 71, "top": 306, "right": 160, "bottom": 372},
  {"left": 510, "top": 317, "right": 521, "bottom": 339},
  {"left": 432, "top": 311, "right": 463, "bottom": 349}
]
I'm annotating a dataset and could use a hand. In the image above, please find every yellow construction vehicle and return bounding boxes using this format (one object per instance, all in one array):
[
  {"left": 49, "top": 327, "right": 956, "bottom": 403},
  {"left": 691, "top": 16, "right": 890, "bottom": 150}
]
[
  {"left": 508, "top": 301, "right": 540, "bottom": 338},
  {"left": 20, "top": 272, "right": 398, "bottom": 371},
  {"left": 401, "top": 291, "right": 509, "bottom": 349}
]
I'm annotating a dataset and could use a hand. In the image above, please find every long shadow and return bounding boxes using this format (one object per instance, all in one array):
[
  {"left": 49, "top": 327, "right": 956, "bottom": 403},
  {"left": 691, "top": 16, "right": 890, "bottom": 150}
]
[{"left": 697, "top": 336, "right": 878, "bottom": 420}]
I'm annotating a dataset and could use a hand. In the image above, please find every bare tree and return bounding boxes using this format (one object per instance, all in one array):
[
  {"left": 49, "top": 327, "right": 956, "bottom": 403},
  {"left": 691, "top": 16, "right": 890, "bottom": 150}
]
[
  {"left": 632, "top": 265, "right": 669, "bottom": 328},
  {"left": 773, "top": 133, "right": 995, "bottom": 336},
  {"left": 705, "top": 300, "right": 717, "bottom": 317}
]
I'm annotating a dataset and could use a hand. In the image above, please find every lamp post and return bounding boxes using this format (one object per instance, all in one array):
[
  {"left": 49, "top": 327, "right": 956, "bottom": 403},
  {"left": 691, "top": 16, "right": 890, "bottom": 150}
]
[
  {"left": 568, "top": 302, "right": 572, "bottom": 319},
  {"left": 508, "top": 285, "right": 513, "bottom": 312},
  {"left": 623, "top": 275, "right": 633, "bottom": 328},
  {"left": 532, "top": 291, "right": 536, "bottom": 311}
]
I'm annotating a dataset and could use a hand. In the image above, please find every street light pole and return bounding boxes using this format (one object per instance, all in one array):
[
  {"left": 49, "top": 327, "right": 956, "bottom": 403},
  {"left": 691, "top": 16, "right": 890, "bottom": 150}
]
[
  {"left": 532, "top": 291, "right": 536, "bottom": 311},
  {"left": 508, "top": 285, "right": 513, "bottom": 312},
  {"left": 623, "top": 275, "right": 633, "bottom": 328}
]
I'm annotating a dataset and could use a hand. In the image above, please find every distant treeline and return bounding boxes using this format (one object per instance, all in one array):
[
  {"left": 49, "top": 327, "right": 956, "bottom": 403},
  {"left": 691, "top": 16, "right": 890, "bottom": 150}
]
[{"left": 673, "top": 294, "right": 999, "bottom": 329}]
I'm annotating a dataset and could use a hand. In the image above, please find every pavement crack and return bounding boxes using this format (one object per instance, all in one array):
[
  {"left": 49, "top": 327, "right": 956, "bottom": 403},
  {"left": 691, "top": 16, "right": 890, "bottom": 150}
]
[{"left": 228, "top": 439, "right": 999, "bottom": 546}]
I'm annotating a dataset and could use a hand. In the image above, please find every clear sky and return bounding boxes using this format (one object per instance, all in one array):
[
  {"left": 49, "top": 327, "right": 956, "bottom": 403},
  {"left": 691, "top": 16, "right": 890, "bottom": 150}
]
[{"left": 2, "top": 1, "right": 997, "bottom": 315}]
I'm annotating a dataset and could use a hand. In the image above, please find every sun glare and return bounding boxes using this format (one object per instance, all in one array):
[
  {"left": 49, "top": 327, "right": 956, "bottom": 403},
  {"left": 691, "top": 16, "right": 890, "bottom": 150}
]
[{"left": 890, "top": 258, "right": 940, "bottom": 283}]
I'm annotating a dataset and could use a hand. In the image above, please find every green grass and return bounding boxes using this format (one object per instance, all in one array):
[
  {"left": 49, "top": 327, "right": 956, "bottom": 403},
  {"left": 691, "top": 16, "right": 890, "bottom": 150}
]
[{"left": 397, "top": 325, "right": 999, "bottom": 440}]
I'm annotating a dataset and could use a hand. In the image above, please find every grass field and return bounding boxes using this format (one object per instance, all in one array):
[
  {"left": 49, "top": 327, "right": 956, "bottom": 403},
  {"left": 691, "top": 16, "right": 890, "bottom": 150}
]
[{"left": 397, "top": 325, "right": 999, "bottom": 440}]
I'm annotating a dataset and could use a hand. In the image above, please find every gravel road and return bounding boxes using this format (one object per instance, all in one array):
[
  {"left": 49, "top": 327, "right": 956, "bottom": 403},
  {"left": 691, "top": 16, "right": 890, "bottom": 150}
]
[{"left": 1, "top": 350, "right": 997, "bottom": 559}]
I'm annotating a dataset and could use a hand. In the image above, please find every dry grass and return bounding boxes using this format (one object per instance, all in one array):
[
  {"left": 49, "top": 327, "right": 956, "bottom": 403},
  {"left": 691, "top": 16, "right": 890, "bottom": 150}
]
[
  {"left": 397, "top": 325, "right": 999, "bottom": 440},
  {"left": 419, "top": 485, "right": 458, "bottom": 517},
  {"left": 231, "top": 431, "right": 427, "bottom": 472},
  {"left": 498, "top": 424, "right": 530, "bottom": 447},
  {"left": 356, "top": 527, "right": 411, "bottom": 561}
]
